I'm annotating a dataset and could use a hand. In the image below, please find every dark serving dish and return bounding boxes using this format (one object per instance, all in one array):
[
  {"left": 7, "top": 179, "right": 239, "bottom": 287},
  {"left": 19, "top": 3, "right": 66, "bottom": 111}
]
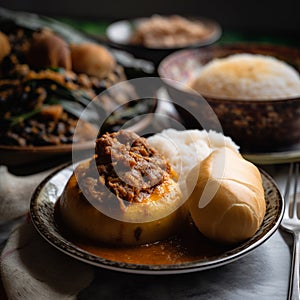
[
  {"left": 106, "top": 16, "right": 222, "bottom": 66},
  {"left": 158, "top": 43, "right": 300, "bottom": 153},
  {"left": 0, "top": 8, "right": 158, "bottom": 168}
]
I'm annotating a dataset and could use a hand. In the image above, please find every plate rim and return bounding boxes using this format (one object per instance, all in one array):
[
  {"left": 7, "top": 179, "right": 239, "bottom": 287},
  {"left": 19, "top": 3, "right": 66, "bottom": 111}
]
[
  {"left": 243, "top": 149, "right": 300, "bottom": 165},
  {"left": 30, "top": 163, "right": 284, "bottom": 275},
  {"left": 0, "top": 141, "right": 95, "bottom": 153}
]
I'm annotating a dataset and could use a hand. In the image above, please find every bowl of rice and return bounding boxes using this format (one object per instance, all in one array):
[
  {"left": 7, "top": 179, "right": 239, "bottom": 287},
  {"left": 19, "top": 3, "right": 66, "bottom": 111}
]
[{"left": 158, "top": 43, "right": 300, "bottom": 153}]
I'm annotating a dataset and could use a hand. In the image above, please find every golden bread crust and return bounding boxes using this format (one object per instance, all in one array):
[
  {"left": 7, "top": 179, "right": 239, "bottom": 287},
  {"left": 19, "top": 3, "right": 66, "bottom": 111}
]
[
  {"left": 59, "top": 161, "right": 185, "bottom": 245},
  {"left": 188, "top": 147, "right": 266, "bottom": 243}
]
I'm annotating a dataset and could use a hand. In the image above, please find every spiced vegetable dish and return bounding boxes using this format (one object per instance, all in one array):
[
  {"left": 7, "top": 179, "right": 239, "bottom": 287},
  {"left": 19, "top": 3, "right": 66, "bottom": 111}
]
[{"left": 0, "top": 26, "right": 128, "bottom": 146}]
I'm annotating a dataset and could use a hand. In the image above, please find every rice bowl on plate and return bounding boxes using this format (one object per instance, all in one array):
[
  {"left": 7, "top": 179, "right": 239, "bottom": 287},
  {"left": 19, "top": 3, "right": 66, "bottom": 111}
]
[{"left": 158, "top": 44, "right": 300, "bottom": 153}]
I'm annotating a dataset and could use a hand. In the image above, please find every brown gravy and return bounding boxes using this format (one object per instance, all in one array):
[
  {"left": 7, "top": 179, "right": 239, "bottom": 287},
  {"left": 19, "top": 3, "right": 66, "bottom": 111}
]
[{"left": 55, "top": 201, "right": 234, "bottom": 265}]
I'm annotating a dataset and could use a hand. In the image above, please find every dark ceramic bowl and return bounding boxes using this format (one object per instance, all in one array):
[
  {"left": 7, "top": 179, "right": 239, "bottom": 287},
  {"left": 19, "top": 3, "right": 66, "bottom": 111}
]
[
  {"left": 158, "top": 43, "right": 300, "bottom": 153},
  {"left": 106, "top": 16, "right": 222, "bottom": 66}
]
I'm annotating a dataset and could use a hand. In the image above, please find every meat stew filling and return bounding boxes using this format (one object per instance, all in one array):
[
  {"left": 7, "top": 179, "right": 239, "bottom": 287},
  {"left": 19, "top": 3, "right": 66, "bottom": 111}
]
[{"left": 80, "top": 130, "right": 173, "bottom": 205}]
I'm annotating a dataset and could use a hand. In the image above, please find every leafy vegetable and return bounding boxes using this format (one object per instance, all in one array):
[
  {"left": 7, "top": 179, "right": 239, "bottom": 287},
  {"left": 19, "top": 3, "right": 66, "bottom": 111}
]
[{"left": 9, "top": 108, "right": 42, "bottom": 127}]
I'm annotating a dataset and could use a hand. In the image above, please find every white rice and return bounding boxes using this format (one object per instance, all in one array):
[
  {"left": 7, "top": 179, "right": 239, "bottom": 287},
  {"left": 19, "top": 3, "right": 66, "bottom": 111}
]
[
  {"left": 190, "top": 53, "right": 300, "bottom": 100},
  {"left": 147, "top": 129, "right": 239, "bottom": 197}
]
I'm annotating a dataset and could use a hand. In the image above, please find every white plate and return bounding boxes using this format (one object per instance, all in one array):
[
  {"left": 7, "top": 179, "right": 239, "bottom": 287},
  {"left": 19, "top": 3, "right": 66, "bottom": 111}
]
[{"left": 30, "top": 163, "right": 283, "bottom": 274}]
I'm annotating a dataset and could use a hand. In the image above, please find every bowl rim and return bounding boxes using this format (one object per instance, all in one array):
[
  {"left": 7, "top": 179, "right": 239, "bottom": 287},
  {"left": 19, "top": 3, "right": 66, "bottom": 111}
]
[
  {"left": 0, "top": 140, "right": 95, "bottom": 153},
  {"left": 158, "top": 42, "right": 300, "bottom": 103},
  {"left": 106, "top": 15, "right": 222, "bottom": 51}
]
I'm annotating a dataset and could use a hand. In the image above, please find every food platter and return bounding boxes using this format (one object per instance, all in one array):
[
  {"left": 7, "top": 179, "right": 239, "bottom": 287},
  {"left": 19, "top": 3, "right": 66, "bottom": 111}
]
[
  {"left": 0, "top": 8, "right": 157, "bottom": 168},
  {"left": 30, "top": 162, "right": 283, "bottom": 275}
]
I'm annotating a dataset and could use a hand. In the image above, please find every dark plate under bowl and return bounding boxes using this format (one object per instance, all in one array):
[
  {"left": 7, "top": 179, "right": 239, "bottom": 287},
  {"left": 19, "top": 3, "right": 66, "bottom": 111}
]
[{"left": 158, "top": 43, "right": 300, "bottom": 153}]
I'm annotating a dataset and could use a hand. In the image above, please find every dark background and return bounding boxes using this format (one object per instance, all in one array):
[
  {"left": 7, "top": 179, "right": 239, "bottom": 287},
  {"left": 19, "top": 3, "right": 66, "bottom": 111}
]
[{"left": 0, "top": 0, "right": 299, "bottom": 35}]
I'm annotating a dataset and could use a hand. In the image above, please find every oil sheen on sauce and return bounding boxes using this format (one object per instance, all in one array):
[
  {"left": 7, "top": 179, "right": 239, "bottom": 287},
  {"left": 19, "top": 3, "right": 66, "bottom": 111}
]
[{"left": 55, "top": 201, "right": 233, "bottom": 265}]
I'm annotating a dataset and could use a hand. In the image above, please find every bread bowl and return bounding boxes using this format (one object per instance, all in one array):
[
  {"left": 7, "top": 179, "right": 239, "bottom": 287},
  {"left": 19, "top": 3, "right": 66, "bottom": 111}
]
[{"left": 59, "top": 130, "right": 184, "bottom": 246}]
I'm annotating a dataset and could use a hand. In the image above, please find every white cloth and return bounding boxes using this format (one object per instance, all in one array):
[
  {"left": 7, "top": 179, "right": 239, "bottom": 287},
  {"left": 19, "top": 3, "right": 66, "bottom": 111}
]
[
  {"left": 0, "top": 166, "right": 52, "bottom": 222},
  {"left": 0, "top": 166, "right": 95, "bottom": 300},
  {"left": 1, "top": 221, "right": 94, "bottom": 300}
]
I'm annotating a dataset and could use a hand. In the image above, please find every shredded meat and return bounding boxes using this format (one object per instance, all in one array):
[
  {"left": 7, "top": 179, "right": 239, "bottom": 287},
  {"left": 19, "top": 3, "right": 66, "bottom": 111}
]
[{"left": 83, "top": 130, "right": 172, "bottom": 204}]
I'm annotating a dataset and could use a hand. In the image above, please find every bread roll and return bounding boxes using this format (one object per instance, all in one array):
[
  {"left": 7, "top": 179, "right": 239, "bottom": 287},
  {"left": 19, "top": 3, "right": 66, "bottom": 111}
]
[
  {"left": 70, "top": 43, "right": 115, "bottom": 79},
  {"left": 187, "top": 147, "right": 266, "bottom": 244}
]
